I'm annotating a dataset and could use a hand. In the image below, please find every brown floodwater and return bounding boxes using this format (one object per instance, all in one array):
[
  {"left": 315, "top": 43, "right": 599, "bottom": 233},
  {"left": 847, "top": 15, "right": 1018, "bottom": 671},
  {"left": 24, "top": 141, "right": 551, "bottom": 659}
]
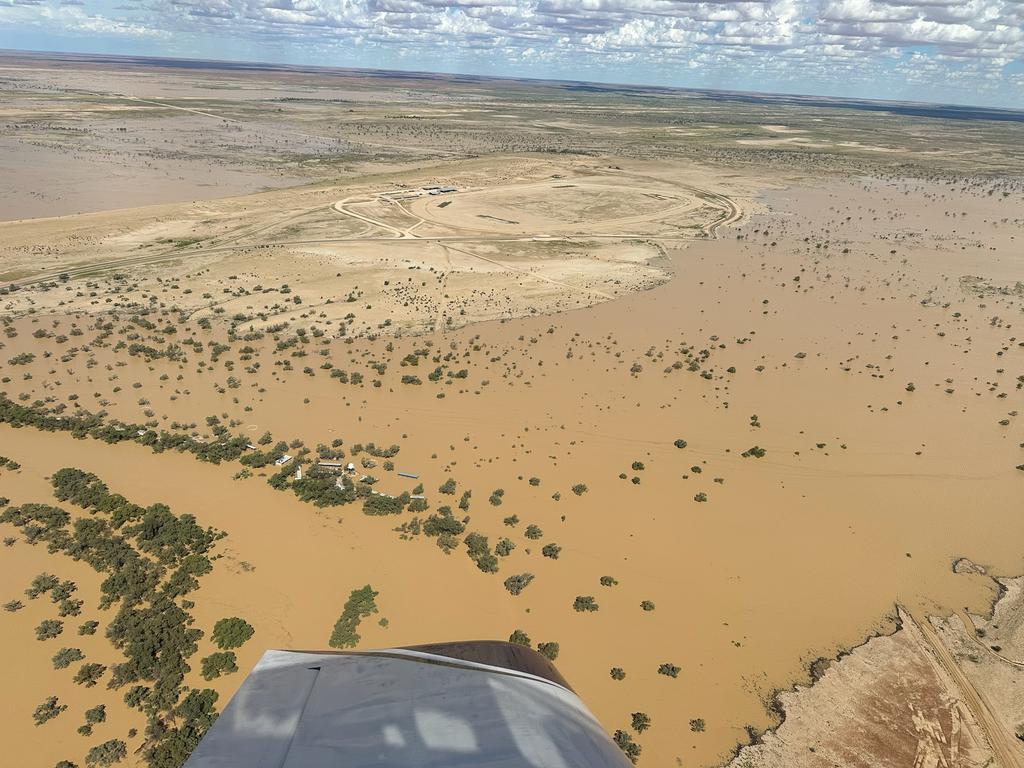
[{"left": 1, "top": 178, "right": 1022, "bottom": 767}]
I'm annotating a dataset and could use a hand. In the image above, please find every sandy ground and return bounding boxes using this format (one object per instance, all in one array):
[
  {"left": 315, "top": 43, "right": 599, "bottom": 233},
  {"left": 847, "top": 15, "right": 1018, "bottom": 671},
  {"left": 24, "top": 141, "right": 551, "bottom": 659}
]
[{"left": 1, "top": 52, "right": 1023, "bottom": 768}]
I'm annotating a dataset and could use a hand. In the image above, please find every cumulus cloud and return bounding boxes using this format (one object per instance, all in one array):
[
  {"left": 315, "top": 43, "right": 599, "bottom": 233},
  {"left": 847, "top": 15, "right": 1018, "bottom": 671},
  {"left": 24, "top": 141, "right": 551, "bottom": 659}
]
[{"left": 1, "top": 0, "right": 1022, "bottom": 105}]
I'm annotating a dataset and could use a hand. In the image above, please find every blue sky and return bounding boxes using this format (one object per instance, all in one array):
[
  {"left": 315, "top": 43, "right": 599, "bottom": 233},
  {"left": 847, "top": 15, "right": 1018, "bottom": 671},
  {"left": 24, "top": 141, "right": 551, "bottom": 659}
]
[{"left": 2, "top": 0, "right": 1023, "bottom": 108}]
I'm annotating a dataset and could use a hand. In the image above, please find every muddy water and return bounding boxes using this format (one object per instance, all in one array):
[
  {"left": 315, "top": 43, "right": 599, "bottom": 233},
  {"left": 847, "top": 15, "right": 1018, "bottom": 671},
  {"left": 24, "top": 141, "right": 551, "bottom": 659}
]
[{"left": 2, "top": 179, "right": 1022, "bottom": 767}]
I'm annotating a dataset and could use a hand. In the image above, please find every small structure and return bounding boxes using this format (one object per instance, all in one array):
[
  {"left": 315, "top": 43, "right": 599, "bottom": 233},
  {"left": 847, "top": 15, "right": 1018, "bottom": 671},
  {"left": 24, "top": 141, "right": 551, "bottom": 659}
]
[
  {"left": 245, "top": 443, "right": 258, "bottom": 451},
  {"left": 318, "top": 461, "right": 344, "bottom": 470},
  {"left": 295, "top": 466, "right": 303, "bottom": 481},
  {"left": 274, "top": 455, "right": 293, "bottom": 467},
  {"left": 397, "top": 471, "right": 419, "bottom": 480},
  {"left": 346, "top": 462, "right": 356, "bottom": 474},
  {"left": 440, "top": 186, "right": 457, "bottom": 193}
]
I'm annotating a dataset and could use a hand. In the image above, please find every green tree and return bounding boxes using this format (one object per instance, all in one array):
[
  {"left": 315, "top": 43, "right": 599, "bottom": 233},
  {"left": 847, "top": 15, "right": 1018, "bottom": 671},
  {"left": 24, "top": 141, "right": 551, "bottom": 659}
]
[
  {"left": 52, "top": 647, "right": 85, "bottom": 670},
  {"left": 613, "top": 730, "right": 641, "bottom": 764},
  {"left": 503, "top": 573, "right": 534, "bottom": 596},
  {"left": 537, "top": 642, "right": 559, "bottom": 661},
  {"left": 36, "top": 619, "right": 64, "bottom": 640},
  {"left": 73, "top": 663, "right": 107, "bottom": 688},
  {"left": 509, "top": 630, "right": 531, "bottom": 647},
  {"left": 658, "top": 663, "right": 680, "bottom": 678},
  {"left": 85, "top": 739, "right": 127, "bottom": 767},
  {"left": 631, "top": 712, "right": 651, "bottom": 733},
  {"left": 329, "top": 586, "right": 378, "bottom": 649},
  {"left": 573, "top": 596, "right": 599, "bottom": 612},
  {"left": 33, "top": 696, "right": 67, "bottom": 726},
  {"left": 201, "top": 651, "right": 239, "bottom": 681},
  {"left": 211, "top": 617, "right": 254, "bottom": 650}
]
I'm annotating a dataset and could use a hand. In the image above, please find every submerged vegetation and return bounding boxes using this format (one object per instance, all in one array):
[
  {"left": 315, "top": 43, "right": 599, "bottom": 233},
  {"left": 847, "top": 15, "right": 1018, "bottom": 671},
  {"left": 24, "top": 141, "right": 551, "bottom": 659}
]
[
  {"left": 329, "top": 585, "right": 379, "bottom": 649},
  {"left": 0, "top": 469, "right": 222, "bottom": 768}
]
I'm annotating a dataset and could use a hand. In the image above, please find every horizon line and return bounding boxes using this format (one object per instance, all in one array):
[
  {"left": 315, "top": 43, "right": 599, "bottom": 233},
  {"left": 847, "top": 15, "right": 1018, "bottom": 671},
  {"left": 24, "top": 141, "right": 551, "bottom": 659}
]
[{"left": 4, "top": 46, "right": 1024, "bottom": 117}]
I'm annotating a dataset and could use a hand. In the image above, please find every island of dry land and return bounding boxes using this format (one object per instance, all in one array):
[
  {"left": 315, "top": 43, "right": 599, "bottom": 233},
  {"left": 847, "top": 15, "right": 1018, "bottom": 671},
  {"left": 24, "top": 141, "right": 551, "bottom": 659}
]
[{"left": 1, "top": 51, "right": 1023, "bottom": 768}]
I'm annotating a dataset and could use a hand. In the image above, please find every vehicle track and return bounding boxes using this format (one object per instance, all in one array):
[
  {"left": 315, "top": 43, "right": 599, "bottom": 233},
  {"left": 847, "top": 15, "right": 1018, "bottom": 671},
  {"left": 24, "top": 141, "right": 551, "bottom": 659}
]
[{"left": 917, "top": 614, "right": 1024, "bottom": 768}]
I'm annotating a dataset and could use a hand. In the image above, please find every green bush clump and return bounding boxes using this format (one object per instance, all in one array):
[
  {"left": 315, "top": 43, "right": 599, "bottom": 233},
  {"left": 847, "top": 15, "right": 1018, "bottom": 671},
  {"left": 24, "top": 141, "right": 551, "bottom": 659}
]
[
  {"left": 613, "top": 730, "right": 641, "bottom": 764},
  {"left": 201, "top": 652, "right": 239, "bottom": 681},
  {"left": 329, "top": 585, "right": 378, "bottom": 649},
  {"left": 33, "top": 696, "right": 67, "bottom": 726},
  {"left": 537, "top": 642, "right": 559, "bottom": 661},
  {"left": 85, "top": 739, "right": 127, "bottom": 767},
  {"left": 503, "top": 573, "right": 534, "bottom": 596},
  {"left": 658, "top": 663, "right": 681, "bottom": 678},
  {"left": 52, "top": 647, "right": 85, "bottom": 670},
  {"left": 509, "top": 629, "right": 531, "bottom": 647},
  {"left": 36, "top": 619, "right": 64, "bottom": 640},
  {"left": 573, "top": 596, "right": 598, "bottom": 612},
  {"left": 464, "top": 532, "right": 499, "bottom": 573},
  {"left": 211, "top": 617, "right": 254, "bottom": 650}
]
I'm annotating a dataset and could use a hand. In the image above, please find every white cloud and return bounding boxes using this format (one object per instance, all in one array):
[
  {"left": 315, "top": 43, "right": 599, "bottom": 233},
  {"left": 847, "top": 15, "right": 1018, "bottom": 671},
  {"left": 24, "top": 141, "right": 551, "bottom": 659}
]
[{"left": 1, "top": 0, "right": 1022, "bottom": 106}]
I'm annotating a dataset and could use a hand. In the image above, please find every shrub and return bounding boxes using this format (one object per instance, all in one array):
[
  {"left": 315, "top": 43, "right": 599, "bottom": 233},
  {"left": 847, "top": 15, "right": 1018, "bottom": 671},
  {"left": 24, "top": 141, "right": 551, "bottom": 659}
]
[
  {"left": 503, "top": 573, "right": 534, "bottom": 596},
  {"left": 73, "top": 663, "right": 107, "bottom": 688},
  {"left": 537, "top": 642, "right": 559, "bottom": 661},
  {"left": 600, "top": 576, "right": 618, "bottom": 587},
  {"left": 571, "top": 484, "right": 588, "bottom": 496},
  {"left": 212, "top": 617, "right": 254, "bottom": 649},
  {"left": 613, "top": 730, "right": 641, "bottom": 764},
  {"left": 52, "top": 647, "right": 85, "bottom": 670},
  {"left": 85, "top": 739, "right": 127, "bottom": 767},
  {"left": 658, "top": 663, "right": 681, "bottom": 678},
  {"left": 201, "top": 651, "right": 238, "bottom": 680},
  {"left": 329, "top": 585, "right": 378, "bottom": 649},
  {"left": 78, "top": 621, "right": 99, "bottom": 636},
  {"left": 438, "top": 478, "right": 456, "bottom": 495},
  {"left": 33, "top": 696, "right": 66, "bottom": 726},
  {"left": 84, "top": 705, "right": 106, "bottom": 725},
  {"left": 674, "top": 439, "right": 687, "bottom": 449},
  {"left": 573, "top": 596, "right": 599, "bottom": 612},
  {"left": 640, "top": 600, "right": 655, "bottom": 611},
  {"left": 541, "top": 543, "right": 561, "bottom": 560},
  {"left": 464, "top": 532, "right": 498, "bottom": 574},
  {"left": 631, "top": 712, "right": 651, "bottom": 733},
  {"left": 26, "top": 572, "right": 60, "bottom": 599},
  {"left": 36, "top": 619, "right": 64, "bottom": 640},
  {"left": 610, "top": 667, "right": 626, "bottom": 681},
  {"left": 509, "top": 629, "right": 531, "bottom": 647},
  {"left": 524, "top": 525, "right": 543, "bottom": 540},
  {"left": 689, "top": 718, "right": 705, "bottom": 732}
]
